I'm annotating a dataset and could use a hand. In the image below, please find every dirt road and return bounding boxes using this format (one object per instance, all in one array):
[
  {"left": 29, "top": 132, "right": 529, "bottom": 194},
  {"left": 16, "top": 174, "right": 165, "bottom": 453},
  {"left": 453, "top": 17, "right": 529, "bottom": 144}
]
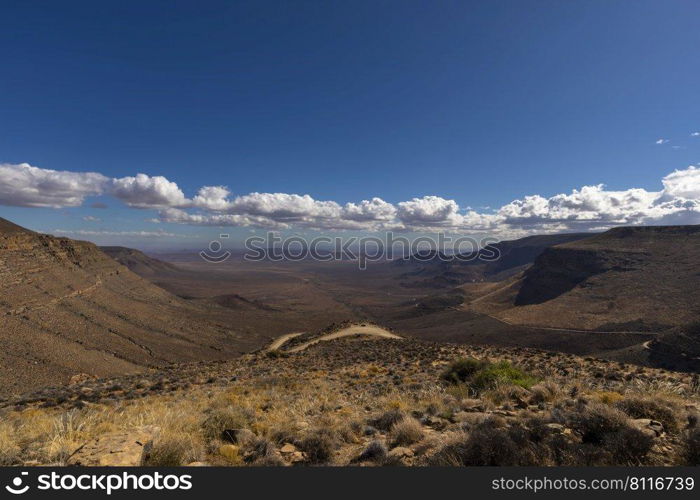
[{"left": 269, "top": 324, "right": 402, "bottom": 353}]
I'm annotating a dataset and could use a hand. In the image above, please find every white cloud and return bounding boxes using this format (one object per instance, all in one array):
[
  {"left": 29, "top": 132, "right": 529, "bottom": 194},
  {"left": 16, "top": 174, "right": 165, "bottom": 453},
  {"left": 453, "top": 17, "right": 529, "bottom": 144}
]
[
  {"left": 691, "top": 132, "right": 699, "bottom": 137},
  {"left": 656, "top": 138, "right": 670, "bottom": 144},
  {"left": 0, "top": 163, "right": 108, "bottom": 208},
  {"left": 397, "top": 196, "right": 461, "bottom": 227},
  {"left": 659, "top": 165, "right": 700, "bottom": 200},
  {"left": 82, "top": 215, "right": 101, "bottom": 222},
  {"left": 342, "top": 197, "right": 396, "bottom": 222},
  {"left": 191, "top": 185, "right": 232, "bottom": 211},
  {"left": 53, "top": 228, "right": 196, "bottom": 238},
  {"left": 497, "top": 166, "right": 700, "bottom": 230},
  {"left": 110, "top": 173, "right": 189, "bottom": 208},
  {"left": 3, "top": 161, "right": 700, "bottom": 236}
]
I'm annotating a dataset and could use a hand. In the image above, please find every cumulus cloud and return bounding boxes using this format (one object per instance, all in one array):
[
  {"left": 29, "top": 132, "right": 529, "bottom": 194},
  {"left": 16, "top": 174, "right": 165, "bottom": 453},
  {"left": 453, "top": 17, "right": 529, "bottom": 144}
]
[
  {"left": 3, "top": 161, "right": 700, "bottom": 235},
  {"left": 342, "top": 197, "right": 396, "bottom": 222},
  {"left": 191, "top": 185, "right": 232, "bottom": 211},
  {"left": 397, "top": 196, "right": 461, "bottom": 226},
  {"left": 691, "top": 132, "right": 699, "bottom": 137},
  {"left": 110, "top": 173, "right": 188, "bottom": 208},
  {"left": 53, "top": 228, "right": 195, "bottom": 238},
  {"left": 658, "top": 165, "right": 700, "bottom": 200},
  {"left": 497, "top": 166, "right": 700, "bottom": 230},
  {"left": 0, "top": 163, "right": 108, "bottom": 208},
  {"left": 655, "top": 138, "right": 670, "bottom": 144}
]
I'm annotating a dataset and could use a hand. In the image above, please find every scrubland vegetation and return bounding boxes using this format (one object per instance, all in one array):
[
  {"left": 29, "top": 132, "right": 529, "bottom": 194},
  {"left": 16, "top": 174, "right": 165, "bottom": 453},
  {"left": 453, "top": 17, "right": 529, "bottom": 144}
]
[{"left": 1, "top": 338, "right": 699, "bottom": 467}]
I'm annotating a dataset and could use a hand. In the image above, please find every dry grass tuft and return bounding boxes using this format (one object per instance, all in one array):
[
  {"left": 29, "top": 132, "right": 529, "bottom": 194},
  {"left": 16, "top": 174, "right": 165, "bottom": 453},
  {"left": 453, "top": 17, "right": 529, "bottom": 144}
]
[
  {"left": 390, "top": 417, "right": 424, "bottom": 447},
  {"left": 529, "top": 381, "right": 562, "bottom": 404},
  {"left": 143, "top": 432, "right": 203, "bottom": 466}
]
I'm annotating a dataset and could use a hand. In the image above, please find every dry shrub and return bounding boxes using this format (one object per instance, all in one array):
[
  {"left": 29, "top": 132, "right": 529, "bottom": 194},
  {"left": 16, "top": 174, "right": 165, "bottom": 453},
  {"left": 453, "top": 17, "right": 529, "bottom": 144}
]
[
  {"left": 614, "top": 395, "right": 684, "bottom": 432},
  {"left": 482, "top": 384, "right": 530, "bottom": 406},
  {"left": 684, "top": 427, "right": 700, "bottom": 465},
  {"left": 428, "top": 417, "right": 549, "bottom": 466},
  {"left": 563, "top": 402, "right": 629, "bottom": 444},
  {"left": 372, "top": 409, "right": 406, "bottom": 432},
  {"left": 390, "top": 417, "right": 424, "bottom": 447},
  {"left": 143, "top": 433, "right": 203, "bottom": 466},
  {"left": 592, "top": 391, "right": 624, "bottom": 405},
  {"left": 357, "top": 440, "right": 387, "bottom": 463},
  {"left": 242, "top": 437, "right": 282, "bottom": 465},
  {"left": 0, "top": 423, "right": 20, "bottom": 466},
  {"left": 299, "top": 428, "right": 337, "bottom": 464},
  {"left": 559, "top": 402, "right": 653, "bottom": 464},
  {"left": 529, "top": 381, "right": 562, "bottom": 404},
  {"left": 201, "top": 406, "right": 254, "bottom": 442}
]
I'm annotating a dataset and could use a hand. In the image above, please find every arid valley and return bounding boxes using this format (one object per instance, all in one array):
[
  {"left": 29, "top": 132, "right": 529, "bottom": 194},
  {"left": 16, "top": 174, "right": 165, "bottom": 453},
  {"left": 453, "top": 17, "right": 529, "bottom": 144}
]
[{"left": 1, "top": 217, "right": 699, "bottom": 467}]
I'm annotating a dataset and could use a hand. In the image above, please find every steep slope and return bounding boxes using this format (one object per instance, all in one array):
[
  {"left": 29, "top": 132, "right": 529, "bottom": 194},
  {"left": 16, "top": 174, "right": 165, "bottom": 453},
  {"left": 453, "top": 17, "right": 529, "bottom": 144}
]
[
  {"left": 100, "top": 246, "right": 181, "bottom": 276},
  {"left": 0, "top": 218, "right": 254, "bottom": 397},
  {"left": 474, "top": 225, "right": 700, "bottom": 331},
  {"left": 397, "top": 232, "right": 592, "bottom": 288}
]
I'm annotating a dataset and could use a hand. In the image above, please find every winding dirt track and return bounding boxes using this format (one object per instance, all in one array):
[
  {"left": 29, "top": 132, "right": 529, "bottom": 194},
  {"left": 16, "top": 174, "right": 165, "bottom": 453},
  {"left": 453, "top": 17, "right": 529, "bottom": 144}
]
[
  {"left": 269, "top": 324, "right": 402, "bottom": 353},
  {"left": 266, "top": 332, "right": 304, "bottom": 351}
]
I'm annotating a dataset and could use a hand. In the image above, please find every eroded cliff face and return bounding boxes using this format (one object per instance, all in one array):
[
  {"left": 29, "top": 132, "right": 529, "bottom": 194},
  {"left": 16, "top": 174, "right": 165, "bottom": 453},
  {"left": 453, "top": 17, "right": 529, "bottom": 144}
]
[
  {"left": 483, "top": 226, "right": 700, "bottom": 331},
  {"left": 514, "top": 247, "right": 644, "bottom": 306},
  {"left": 0, "top": 222, "right": 242, "bottom": 397}
]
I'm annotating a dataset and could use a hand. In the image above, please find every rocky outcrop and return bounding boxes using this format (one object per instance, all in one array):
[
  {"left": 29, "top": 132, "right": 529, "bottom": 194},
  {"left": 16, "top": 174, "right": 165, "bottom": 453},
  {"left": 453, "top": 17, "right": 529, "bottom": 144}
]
[{"left": 66, "top": 427, "right": 159, "bottom": 466}]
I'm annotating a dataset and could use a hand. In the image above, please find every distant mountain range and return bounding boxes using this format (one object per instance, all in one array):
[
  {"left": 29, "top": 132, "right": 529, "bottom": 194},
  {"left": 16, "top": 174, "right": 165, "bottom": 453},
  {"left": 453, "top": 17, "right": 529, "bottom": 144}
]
[{"left": 396, "top": 232, "right": 592, "bottom": 288}]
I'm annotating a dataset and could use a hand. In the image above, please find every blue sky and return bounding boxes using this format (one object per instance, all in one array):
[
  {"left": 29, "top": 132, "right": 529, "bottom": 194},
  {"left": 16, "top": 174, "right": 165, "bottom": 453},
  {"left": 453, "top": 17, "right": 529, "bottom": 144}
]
[{"left": 1, "top": 0, "right": 700, "bottom": 249}]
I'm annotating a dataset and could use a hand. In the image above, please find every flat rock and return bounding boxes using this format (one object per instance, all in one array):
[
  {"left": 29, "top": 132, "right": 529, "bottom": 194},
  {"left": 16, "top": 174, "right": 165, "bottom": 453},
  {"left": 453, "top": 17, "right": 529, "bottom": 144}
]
[
  {"left": 67, "top": 427, "right": 158, "bottom": 466},
  {"left": 388, "top": 446, "right": 414, "bottom": 458},
  {"left": 280, "top": 443, "right": 298, "bottom": 454},
  {"left": 630, "top": 419, "right": 664, "bottom": 437}
]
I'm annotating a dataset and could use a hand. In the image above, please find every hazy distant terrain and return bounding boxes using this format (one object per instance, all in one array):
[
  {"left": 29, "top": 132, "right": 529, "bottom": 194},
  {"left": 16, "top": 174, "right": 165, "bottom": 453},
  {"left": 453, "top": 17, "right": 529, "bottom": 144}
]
[{"left": 2, "top": 216, "right": 699, "bottom": 396}]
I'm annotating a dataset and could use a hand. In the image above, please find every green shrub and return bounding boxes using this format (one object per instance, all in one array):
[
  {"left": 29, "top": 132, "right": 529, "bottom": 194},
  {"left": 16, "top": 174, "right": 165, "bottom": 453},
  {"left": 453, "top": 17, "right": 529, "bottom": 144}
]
[
  {"left": 441, "top": 358, "right": 488, "bottom": 384},
  {"left": 469, "top": 361, "right": 538, "bottom": 393},
  {"left": 441, "top": 358, "right": 537, "bottom": 394}
]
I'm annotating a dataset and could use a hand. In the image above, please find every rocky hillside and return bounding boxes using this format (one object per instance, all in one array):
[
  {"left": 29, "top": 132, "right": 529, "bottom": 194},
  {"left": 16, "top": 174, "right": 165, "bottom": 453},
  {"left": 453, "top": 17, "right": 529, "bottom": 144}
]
[
  {"left": 0, "top": 218, "right": 258, "bottom": 397},
  {"left": 0, "top": 333, "right": 698, "bottom": 466},
  {"left": 100, "top": 246, "right": 181, "bottom": 276},
  {"left": 470, "top": 225, "right": 700, "bottom": 332},
  {"left": 397, "top": 232, "right": 591, "bottom": 288}
]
